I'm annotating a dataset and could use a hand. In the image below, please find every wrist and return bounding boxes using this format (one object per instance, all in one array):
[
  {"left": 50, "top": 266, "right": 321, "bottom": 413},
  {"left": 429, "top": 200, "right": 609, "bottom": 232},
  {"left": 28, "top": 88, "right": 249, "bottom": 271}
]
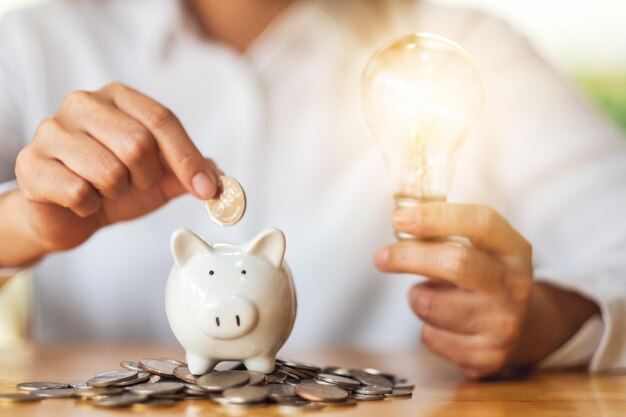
[
  {"left": 507, "top": 282, "right": 600, "bottom": 368},
  {"left": 0, "top": 189, "right": 48, "bottom": 267}
]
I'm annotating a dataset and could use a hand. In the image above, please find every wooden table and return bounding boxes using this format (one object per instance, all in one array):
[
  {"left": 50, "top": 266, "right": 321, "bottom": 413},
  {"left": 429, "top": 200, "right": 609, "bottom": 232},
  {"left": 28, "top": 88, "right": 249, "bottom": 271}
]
[{"left": 1, "top": 344, "right": 626, "bottom": 416}]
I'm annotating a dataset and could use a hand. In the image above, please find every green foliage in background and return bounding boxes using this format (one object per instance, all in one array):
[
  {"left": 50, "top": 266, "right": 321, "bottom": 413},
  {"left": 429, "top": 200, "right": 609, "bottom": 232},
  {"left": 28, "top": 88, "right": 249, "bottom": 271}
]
[{"left": 576, "top": 73, "right": 626, "bottom": 134}]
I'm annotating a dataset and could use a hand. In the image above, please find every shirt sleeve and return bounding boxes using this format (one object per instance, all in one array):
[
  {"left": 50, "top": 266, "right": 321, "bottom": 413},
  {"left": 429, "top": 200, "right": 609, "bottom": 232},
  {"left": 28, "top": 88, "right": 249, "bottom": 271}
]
[
  {"left": 468, "top": 15, "right": 626, "bottom": 371},
  {"left": 0, "top": 12, "right": 27, "bottom": 184}
]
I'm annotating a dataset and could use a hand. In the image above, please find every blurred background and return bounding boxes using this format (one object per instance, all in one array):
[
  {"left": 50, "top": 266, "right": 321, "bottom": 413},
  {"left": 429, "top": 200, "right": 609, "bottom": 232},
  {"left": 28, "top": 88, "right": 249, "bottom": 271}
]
[{"left": 1, "top": 0, "right": 625, "bottom": 132}]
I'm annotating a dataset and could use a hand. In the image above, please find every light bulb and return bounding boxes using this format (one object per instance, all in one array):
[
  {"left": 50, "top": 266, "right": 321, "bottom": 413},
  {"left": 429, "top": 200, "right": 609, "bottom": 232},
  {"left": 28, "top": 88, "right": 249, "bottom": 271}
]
[{"left": 361, "top": 33, "right": 484, "bottom": 240}]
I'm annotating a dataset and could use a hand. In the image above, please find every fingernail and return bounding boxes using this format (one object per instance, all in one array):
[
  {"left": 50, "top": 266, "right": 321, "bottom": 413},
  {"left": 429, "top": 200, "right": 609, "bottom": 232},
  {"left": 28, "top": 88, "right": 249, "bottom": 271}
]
[
  {"left": 191, "top": 172, "right": 216, "bottom": 199},
  {"left": 393, "top": 209, "right": 414, "bottom": 226},
  {"left": 374, "top": 248, "right": 389, "bottom": 266}
]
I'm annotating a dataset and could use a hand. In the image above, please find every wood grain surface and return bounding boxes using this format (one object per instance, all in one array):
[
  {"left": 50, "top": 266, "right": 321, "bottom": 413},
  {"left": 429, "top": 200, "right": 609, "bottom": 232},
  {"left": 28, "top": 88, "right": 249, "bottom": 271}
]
[{"left": 1, "top": 344, "right": 626, "bottom": 416}]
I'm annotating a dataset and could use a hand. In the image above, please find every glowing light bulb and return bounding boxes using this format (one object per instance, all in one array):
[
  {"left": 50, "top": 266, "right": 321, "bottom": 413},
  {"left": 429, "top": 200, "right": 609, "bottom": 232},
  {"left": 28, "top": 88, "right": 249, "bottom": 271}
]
[{"left": 361, "top": 33, "right": 484, "bottom": 239}]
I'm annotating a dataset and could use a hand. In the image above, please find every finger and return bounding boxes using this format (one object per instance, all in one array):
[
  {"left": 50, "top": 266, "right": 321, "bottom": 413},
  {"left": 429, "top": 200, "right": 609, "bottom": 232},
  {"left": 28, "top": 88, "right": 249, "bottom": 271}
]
[
  {"left": 409, "top": 282, "right": 488, "bottom": 334},
  {"left": 17, "top": 148, "right": 102, "bottom": 217},
  {"left": 59, "top": 91, "right": 164, "bottom": 191},
  {"left": 100, "top": 83, "right": 219, "bottom": 199},
  {"left": 99, "top": 164, "right": 186, "bottom": 225},
  {"left": 421, "top": 324, "right": 507, "bottom": 373},
  {"left": 393, "top": 203, "right": 531, "bottom": 255},
  {"left": 375, "top": 240, "right": 503, "bottom": 292},
  {"left": 33, "top": 119, "right": 130, "bottom": 199}
]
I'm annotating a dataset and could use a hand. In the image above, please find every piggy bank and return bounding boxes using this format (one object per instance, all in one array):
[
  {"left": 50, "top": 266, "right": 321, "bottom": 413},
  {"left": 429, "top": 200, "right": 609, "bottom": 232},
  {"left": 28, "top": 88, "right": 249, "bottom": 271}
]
[{"left": 165, "top": 228, "right": 297, "bottom": 374}]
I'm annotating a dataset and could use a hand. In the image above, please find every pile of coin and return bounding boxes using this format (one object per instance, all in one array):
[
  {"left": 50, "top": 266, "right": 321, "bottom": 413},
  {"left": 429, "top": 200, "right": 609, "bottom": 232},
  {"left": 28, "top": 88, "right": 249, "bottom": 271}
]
[{"left": 2, "top": 357, "right": 413, "bottom": 410}]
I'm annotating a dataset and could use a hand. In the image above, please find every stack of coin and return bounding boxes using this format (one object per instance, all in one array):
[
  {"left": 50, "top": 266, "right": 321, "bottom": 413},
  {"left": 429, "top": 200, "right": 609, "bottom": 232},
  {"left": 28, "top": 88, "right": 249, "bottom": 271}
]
[{"left": 4, "top": 356, "right": 413, "bottom": 410}]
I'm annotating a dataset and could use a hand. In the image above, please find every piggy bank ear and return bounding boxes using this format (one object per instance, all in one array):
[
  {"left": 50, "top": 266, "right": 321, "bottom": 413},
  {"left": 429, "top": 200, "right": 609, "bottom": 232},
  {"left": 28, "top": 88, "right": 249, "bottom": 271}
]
[
  {"left": 244, "top": 228, "right": 286, "bottom": 269},
  {"left": 171, "top": 229, "right": 214, "bottom": 268}
]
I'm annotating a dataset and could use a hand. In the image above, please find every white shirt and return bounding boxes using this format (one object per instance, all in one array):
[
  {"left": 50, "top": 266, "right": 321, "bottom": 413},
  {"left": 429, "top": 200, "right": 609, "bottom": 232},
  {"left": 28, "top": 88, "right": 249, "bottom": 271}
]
[{"left": 1, "top": 0, "right": 625, "bottom": 371}]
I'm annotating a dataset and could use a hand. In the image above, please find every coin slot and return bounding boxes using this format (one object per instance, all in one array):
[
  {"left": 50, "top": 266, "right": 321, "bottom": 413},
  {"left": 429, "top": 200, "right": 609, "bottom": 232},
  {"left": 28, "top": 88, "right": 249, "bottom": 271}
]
[
  {"left": 216, "top": 317, "right": 220, "bottom": 327},
  {"left": 241, "top": 270, "right": 247, "bottom": 275},
  {"left": 236, "top": 315, "right": 241, "bottom": 327},
  {"left": 209, "top": 271, "right": 214, "bottom": 276}
]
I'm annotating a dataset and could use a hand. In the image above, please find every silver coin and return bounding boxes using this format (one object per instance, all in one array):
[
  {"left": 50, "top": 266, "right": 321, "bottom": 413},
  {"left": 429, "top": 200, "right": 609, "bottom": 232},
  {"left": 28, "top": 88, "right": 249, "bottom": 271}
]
[
  {"left": 197, "top": 371, "right": 250, "bottom": 392},
  {"left": 158, "top": 357, "right": 186, "bottom": 366},
  {"left": 393, "top": 382, "right": 415, "bottom": 390},
  {"left": 267, "top": 383, "right": 296, "bottom": 401},
  {"left": 74, "top": 387, "right": 124, "bottom": 398},
  {"left": 139, "top": 358, "right": 178, "bottom": 377},
  {"left": 112, "top": 372, "right": 150, "bottom": 387},
  {"left": 321, "top": 366, "right": 353, "bottom": 378},
  {"left": 246, "top": 370, "right": 267, "bottom": 386},
  {"left": 128, "top": 381, "right": 184, "bottom": 396},
  {"left": 120, "top": 360, "right": 142, "bottom": 372},
  {"left": 354, "top": 385, "right": 393, "bottom": 395},
  {"left": 315, "top": 373, "right": 360, "bottom": 389},
  {"left": 295, "top": 380, "right": 348, "bottom": 402},
  {"left": 68, "top": 381, "right": 90, "bottom": 389},
  {"left": 148, "top": 374, "right": 162, "bottom": 383},
  {"left": 362, "top": 367, "right": 396, "bottom": 381},
  {"left": 276, "top": 358, "right": 321, "bottom": 373},
  {"left": 88, "top": 370, "right": 138, "bottom": 387},
  {"left": 32, "top": 388, "right": 76, "bottom": 398},
  {"left": 93, "top": 392, "right": 148, "bottom": 408},
  {"left": 385, "top": 389, "right": 413, "bottom": 398},
  {"left": 0, "top": 393, "right": 42, "bottom": 403},
  {"left": 351, "top": 393, "right": 385, "bottom": 401},
  {"left": 173, "top": 366, "right": 198, "bottom": 384},
  {"left": 214, "top": 361, "right": 244, "bottom": 372},
  {"left": 351, "top": 370, "right": 393, "bottom": 387},
  {"left": 267, "top": 373, "right": 287, "bottom": 384},
  {"left": 205, "top": 176, "right": 246, "bottom": 226},
  {"left": 222, "top": 385, "right": 269, "bottom": 404},
  {"left": 17, "top": 382, "right": 68, "bottom": 392}
]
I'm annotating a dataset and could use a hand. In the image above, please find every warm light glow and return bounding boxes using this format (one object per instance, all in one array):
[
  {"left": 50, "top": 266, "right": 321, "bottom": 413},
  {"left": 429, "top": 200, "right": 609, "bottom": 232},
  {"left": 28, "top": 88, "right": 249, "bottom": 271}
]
[{"left": 361, "top": 33, "right": 484, "bottom": 204}]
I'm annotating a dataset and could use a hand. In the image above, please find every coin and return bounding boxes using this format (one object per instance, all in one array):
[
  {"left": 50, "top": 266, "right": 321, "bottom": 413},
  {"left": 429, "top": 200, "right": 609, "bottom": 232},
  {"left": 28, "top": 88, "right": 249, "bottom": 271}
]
[
  {"left": 128, "top": 381, "right": 184, "bottom": 396},
  {"left": 120, "top": 360, "right": 142, "bottom": 372},
  {"left": 393, "top": 382, "right": 415, "bottom": 390},
  {"left": 173, "top": 365, "right": 198, "bottom": 384},
  {"left": 361, "top": 367, "right": 396, "bottom": 381},
  {"left": 354, "top": 385, "right": 392, "bottom": 395},
  {"left": 17, "top": 382, "right": 68, "bottom": 392},
  {"left": 32, "top": 388, "right": 76, "bottom": 398},
  {"left": 93, "top": 392, "right": 147, "bottom": 408},
  {"left": 112, "top": 372, "right": 150, "bottom": 387},
  {"left": 0, "top": 393, "right": 42, "bottom": 403},
  {"left": 267, "top": 383, "right": 296, "bottom": 401},
  {"left": 277, "top": 358, "right": 321, "bottom": 373},
  {"left": 88, "top": 370, "right": 138, "bottom": 387},
  {"left": 205, "top": 176, "right": 246, "bottom": 226},
  {"left": 74, "top": 387, "right": 124, "bottom": 398},
  {"left": 385, "top": 389, "right": 413, "bottom": 398},
  {"left": 197, "top": 371, "right": 250, "bottom": 392},
  {"left": 351, "top": 370, "right": 393, "bottom": 387},
  {"left": 295, "top": 380, "right": 348, "bottom": 402},
  {"left": 314, "top": 373, "right": 360, "bottom": 389},
  {"left": 351, "top": 393, "right": 385, "bottom": 401},
  {"left": 139, "top": 358, "right": 178, "bottom": 377},
  {"left": 222, "top": 385, "right": 268, "bottom": 404},
  {"left": 246, "top": 370, "right": 267, "bottom": 386}
]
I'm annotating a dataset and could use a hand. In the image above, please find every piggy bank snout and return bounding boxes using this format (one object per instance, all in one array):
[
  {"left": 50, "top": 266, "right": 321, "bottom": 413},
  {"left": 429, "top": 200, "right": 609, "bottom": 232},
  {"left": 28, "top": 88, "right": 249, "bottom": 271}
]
[{"left": 200, "top": 295, "right": 259, "bottom": 340}]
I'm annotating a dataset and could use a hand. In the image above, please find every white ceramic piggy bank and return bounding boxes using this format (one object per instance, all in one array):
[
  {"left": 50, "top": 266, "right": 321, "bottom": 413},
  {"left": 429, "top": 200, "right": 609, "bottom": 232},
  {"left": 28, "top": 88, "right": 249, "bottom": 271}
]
[{"left": 165, "top": 228, "right": 297, "bottom": 375}]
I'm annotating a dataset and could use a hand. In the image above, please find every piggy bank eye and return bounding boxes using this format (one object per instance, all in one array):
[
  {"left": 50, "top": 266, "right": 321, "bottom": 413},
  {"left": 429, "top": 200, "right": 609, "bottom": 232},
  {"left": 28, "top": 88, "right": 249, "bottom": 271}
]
[
  {"left": 209, "top": 270, "right": 214, "bottom": 276},
  {"left": 241, "top": 270, "right": 247, "bottom": 275}
]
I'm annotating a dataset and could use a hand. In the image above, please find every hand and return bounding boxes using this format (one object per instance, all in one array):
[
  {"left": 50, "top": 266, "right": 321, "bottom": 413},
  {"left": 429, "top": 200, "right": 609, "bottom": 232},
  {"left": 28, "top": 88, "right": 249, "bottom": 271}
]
[
  {"left": 374, "top": 203, "right": 534, "bottom": 378},
  {"left": 14, "top": 82, "right": 222, "bottom": 258}
]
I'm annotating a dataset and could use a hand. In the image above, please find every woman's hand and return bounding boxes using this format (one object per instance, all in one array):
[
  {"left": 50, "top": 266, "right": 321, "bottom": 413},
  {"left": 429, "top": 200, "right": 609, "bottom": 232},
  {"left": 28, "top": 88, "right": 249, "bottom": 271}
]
[
  {"left": 7, "top": 82, "right": 222, "bottom": 266},
  {"left": 375, "top": 203, "right": 534, "bottom": 378},
  {"left": 375, "top": 203, "right": 598, "bottom": 378}
]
